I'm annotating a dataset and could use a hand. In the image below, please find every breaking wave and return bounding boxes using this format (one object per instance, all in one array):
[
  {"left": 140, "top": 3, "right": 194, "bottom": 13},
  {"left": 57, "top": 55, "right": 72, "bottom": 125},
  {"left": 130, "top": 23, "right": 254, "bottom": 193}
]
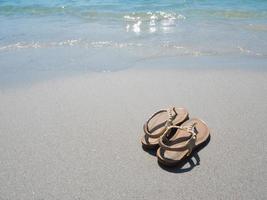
[{"left": 1, "top": 40, "right": 266, "bottom": 58}]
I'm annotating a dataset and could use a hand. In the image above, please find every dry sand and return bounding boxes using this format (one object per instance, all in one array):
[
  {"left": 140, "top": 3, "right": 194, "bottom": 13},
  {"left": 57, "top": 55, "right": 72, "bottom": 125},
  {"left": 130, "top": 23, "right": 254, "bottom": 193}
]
[{"left": 0, "top": 68, "right": 266, "bottom": 199}]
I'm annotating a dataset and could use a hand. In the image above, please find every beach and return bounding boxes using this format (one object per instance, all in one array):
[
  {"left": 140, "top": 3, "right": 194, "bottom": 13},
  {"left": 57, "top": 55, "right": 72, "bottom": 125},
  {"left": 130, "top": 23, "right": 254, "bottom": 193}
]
[
  {"left": 0, "top": 68, "right": 266, "bottom": 199},
  {"left": 1, "top": 0, "right": 267, "bottom": 199}
]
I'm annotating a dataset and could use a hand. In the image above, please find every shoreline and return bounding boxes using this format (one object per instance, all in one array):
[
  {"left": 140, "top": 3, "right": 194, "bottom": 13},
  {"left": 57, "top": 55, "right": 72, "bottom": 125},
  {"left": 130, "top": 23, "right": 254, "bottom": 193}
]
[{"left": 1, "top": 58, "right": 267, "bottom": 89}]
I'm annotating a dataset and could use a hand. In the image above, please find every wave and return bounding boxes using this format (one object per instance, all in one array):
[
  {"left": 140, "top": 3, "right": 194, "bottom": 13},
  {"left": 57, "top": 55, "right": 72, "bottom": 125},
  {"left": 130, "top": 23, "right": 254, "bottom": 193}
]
[
  {"left": 0, "top": 40, "right": 266, "bottom": 58},
  {"left": 0, "top": 40, "right": 144, "bottom": 51}
]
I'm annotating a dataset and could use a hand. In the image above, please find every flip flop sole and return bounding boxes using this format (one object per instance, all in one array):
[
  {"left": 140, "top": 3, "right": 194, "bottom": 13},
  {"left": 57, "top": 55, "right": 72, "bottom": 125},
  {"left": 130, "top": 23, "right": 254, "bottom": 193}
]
[
  {"left": 141, "top": 137, "right": 159, "bottom": 149},
  {"left": 157, "top": 134, "right": 210, "bottom": 167},
  {"left": 141, "top": 113, "right": 189, "bottom": 149},
  {"left": 156, "top": 118, "right": 210, "bottom": 166}
]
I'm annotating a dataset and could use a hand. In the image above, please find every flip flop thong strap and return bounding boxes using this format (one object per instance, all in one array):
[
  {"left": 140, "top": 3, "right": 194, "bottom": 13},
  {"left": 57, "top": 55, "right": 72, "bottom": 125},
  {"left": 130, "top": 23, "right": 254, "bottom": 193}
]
[
  {"left": 144, "top": 107, "right": 177, "bottom": 138},
  {"left": 159, "top": 124, "right": 197, "bottom": 155}
]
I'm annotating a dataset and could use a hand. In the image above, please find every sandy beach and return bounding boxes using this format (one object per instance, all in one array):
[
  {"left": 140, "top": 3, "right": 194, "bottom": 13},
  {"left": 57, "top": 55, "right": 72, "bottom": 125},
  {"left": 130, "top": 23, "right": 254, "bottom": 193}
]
[
  {"left": 1, "top": 0, "right": 267, "bottom": 199},
  {"left": 0, "top": 68, "right": 266, "bottom": 199}
]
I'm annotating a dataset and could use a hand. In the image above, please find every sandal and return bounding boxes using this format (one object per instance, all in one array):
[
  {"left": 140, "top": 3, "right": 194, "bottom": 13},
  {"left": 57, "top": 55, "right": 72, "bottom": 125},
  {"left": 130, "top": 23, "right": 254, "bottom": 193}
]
[
  {"left": 157, "top": 118, "right": 210, "bottom": 166},
  {"left": 141, "top": 107, "right": 189, "bottom": 149}
]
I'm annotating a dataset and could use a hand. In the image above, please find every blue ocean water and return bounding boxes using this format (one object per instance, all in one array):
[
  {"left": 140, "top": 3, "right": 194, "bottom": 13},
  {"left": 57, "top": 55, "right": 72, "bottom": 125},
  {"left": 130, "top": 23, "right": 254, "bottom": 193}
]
[{"left": 0, "top": 0, "right": 267, "bottom": 85}]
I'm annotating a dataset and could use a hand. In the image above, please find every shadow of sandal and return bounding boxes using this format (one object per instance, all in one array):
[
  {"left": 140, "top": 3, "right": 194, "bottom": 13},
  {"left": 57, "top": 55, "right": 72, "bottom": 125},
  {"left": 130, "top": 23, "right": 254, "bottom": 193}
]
[{"left": 157, "top": 135, "right": 211, "bottom": 173}]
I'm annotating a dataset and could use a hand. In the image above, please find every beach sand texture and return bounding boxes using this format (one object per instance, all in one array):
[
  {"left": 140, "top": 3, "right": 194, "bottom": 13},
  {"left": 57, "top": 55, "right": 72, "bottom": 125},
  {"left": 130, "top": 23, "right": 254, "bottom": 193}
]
[{"left": 0, "top": 68, "right": 266, "bottom": 200}]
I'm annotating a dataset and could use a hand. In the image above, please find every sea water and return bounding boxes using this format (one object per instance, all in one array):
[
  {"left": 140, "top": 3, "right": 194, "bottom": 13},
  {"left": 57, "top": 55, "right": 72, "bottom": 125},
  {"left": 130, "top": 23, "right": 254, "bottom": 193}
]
[{"left": 0, "top": 0, "right": 267, "bottom": 85}]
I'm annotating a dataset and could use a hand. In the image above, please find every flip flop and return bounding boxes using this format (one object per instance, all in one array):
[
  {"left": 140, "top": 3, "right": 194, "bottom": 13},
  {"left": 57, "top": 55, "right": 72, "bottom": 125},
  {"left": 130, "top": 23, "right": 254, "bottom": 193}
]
[
  {"left": 157, "top": 118, "right": 210, "bottom": 166},
  {"left": 141, "top": 107, "right": 189, "bottom": 149}
]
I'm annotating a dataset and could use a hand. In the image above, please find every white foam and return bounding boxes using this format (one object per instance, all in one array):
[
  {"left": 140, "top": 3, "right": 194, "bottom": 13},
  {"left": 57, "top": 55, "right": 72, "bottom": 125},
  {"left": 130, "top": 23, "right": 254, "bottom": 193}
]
[{"left": 124, "top": 15, "right": 136, "bottom": 21}]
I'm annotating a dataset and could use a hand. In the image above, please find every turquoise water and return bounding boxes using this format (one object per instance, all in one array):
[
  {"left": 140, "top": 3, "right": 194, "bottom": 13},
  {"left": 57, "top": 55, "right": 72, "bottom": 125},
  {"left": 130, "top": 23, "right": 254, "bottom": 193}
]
[
  {"left": 0, "top": 0, "right": 267, "bottom": 85},
  {"left": 0, "top": 0, "right": 267, "bottom": 18}
]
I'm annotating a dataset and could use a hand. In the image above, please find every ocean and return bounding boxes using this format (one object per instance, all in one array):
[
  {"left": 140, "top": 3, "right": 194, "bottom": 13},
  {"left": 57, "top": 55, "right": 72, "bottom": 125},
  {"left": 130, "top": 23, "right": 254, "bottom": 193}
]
[{"left": 0, "top": 0, "right": 267, "bottom": 86}]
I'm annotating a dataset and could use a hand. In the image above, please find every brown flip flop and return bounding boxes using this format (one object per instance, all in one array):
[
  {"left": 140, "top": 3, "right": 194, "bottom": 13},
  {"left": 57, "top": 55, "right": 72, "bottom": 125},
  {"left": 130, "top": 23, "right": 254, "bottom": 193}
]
[
  {"left": 141, "top": 107, "right": 189, "bottom": 149},
  {"left": 157, "top": 118, "right": 210, "bottom": 166}
]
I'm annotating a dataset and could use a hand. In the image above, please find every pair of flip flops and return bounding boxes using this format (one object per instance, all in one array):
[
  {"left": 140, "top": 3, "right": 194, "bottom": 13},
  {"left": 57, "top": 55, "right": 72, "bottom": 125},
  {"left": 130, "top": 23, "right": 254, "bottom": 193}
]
[{"left": 141, "top": 107, "right": 210, "bottom": 166}]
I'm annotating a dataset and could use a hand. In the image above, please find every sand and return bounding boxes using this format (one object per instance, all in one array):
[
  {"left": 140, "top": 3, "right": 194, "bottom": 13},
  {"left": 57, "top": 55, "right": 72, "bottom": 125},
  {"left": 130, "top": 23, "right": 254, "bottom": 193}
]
[{"left": 0, "top": 68, "right": 266, "bottom": 199}]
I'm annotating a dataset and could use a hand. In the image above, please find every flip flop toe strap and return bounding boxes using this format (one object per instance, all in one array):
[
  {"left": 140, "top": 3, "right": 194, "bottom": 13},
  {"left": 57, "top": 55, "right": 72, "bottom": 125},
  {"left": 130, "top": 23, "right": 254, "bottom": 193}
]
[{"left": 159, "top": 125, "right": 197, "bottom": 156}]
